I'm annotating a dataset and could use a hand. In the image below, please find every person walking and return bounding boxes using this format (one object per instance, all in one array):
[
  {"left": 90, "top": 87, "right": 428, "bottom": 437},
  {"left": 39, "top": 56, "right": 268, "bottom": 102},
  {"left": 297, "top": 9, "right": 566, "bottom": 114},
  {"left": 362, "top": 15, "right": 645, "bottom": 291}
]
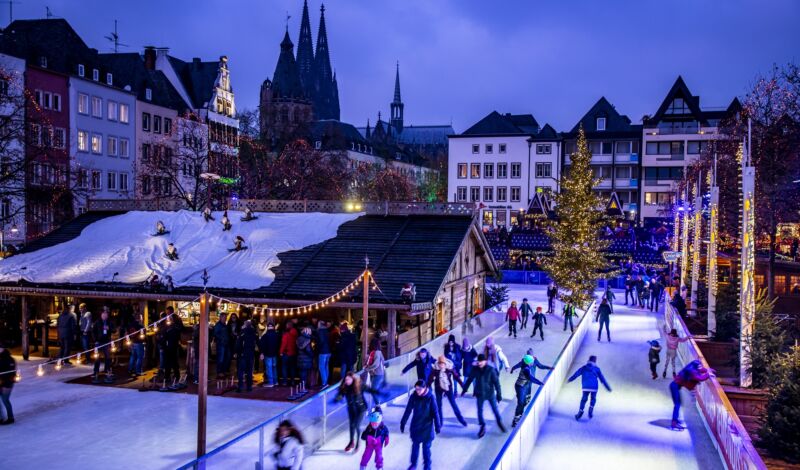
[
  {"left": 662, "top": 326, "right": 691, "bottom": 378},
  {"left": 279, "top": 320, "right": 298, "bottom": 386},
  {"left": 402, "top": 348, "right": 436, "bottom": 383},
  {"left": 596, "top": 298, "right": 612, "bottom": 342},
  {"left": 669, "top": 359, "right": 713, "bottom": 430},
  {"left": 127, "top": 314, "right": 145, "bottom": 377},
  {"left": 0, "top": 342, "right": 16, "bottom": 425},
  {"left": 364, "top": 338, "right": 386, "bottom": 395},
  {"left": 604, "top": 285, "right": 616, "bottom": 313},
  {"left": 272, "top": 420, "right": 305, "bottom": 470},
  {"left": 648, "top": 340, "right": 662, "bottom": 380},
  {"left": 462, "top": 354, "right": 506, "bottom": 437},
  {"left": 546, "top": 283, "right": 558, "bottom": 313},
  {"left": 460, "top": 338, "right": 477, "bottom": 392},
  {"left": 568, "top": 355, "right": 612, "bottom": 420},
  {"left": 563, "top": 303, "right": 578, "bottom": 333},
  {"left": 400, "top": 380, "right": 441, "bottom": 470},
  {"left": 428, "top": 355, "right": 468, "bottom": 426},
  {"left": 213, "top": 313, "right": 230, "bottom": 377},
  {"left": 510, "top": 354, "right": 550, "bottom": 427},
  {"left": 259, "top": 322, "right": 280, "bottom": 387},
  {"left": 236, "top": 320, "right": 258, "bottom": 392},
  {"left": 624, "top": 275, "right": 634, "bottom": 305},
  {"left": 505, "top": 301, "right": 520, "bottom": 338},
  {"left": 649, "top": 278, "right": 662, "bottom": 312},
  {"left": 338, "top": 322, "right": 358, "bottom": 379},
  {"left": 78, "top": 303, "right": 93, "bottom": 352},
  {"left": 360, "top": 406, "right": 389, "bottom": 470},
  {"left": 56, "top": 305, "right": 77, "bottom": 364},
  {"left": 483, "top": 336, "right": 510, "bottom": 373},
  {"left": 91, "top": 308, "right": 115, "bottom": 384},
  {"left": 315, "top": 320, "right": 332, "bottom": 387},
  {"left": 530, "top": 306, "right": 548, "bottom": 340},
  {"left": 519, "top": 298, "right": 533, "bottom": 331},
  {"left": 295, "top": 327, "right": 314, "bottom": 388},
  {"left": 335, "top": 371, "right": 370, "bottom": 453}
]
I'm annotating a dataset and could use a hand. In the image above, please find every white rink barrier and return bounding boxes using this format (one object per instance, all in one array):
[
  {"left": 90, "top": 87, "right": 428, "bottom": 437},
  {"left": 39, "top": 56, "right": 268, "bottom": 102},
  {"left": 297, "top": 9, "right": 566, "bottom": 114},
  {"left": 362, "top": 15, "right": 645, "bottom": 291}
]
[{"left": 490, "top": 300, "right": 597, "bottom": 470}]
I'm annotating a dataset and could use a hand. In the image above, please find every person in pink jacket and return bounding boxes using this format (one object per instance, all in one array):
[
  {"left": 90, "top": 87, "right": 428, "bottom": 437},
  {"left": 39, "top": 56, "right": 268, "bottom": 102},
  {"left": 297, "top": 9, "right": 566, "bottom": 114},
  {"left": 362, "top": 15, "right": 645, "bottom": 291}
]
[
  {"left": 506, "top": 301, "right": 521, "bottom": 338},
  {"left": 662, "top": 325, "right": 691, "bottom": 378}
]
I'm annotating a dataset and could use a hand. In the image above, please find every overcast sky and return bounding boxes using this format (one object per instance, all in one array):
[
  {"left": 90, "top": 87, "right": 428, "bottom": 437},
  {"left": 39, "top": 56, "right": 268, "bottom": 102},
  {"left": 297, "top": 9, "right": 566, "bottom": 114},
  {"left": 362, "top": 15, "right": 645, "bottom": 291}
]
[{"left": 9, "top": 0, "right": 800, "bottom": 131}]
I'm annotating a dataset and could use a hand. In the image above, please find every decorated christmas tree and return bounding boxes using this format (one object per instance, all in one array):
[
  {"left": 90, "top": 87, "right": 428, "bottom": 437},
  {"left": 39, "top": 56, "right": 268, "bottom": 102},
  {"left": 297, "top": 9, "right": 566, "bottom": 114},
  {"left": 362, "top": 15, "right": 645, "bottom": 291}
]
[{"left": 543, "top": 126, "right": 613, "bottom": 308}]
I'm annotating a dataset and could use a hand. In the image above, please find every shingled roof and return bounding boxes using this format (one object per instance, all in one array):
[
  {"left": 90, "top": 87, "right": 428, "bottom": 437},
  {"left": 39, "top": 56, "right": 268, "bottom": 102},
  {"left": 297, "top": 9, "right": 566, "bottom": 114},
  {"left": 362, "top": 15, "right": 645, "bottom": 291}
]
[
  {"left": 167, "top": 56, "right": 219, "bottom": 109},
  {"left": 101, "top": 52, "right": 190, "bottom": 112},
  {"left": 565, "top": 96, "right": 641, "bottom": 138},
  {"left": 461, "top": 111, "right": 540, "bottom": 136}
]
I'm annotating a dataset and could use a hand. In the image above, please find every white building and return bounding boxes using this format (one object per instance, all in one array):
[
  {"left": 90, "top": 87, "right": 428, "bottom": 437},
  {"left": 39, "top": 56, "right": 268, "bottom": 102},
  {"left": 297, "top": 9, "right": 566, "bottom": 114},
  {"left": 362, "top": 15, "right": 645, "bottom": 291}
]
[
  {"left": 640, "top": 77, "right": 740, "bottom": 223},
  {"left": 448, "top": 111, "right": 561, "bottom": 228}
]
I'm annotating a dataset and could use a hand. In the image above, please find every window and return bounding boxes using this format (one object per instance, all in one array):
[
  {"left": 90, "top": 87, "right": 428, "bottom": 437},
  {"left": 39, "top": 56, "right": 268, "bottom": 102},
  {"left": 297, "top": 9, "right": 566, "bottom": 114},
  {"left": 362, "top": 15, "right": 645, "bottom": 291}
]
[
  {"left": 470, "top": 187, "right": 480, "bottom": 202},
  {"left": 510, "top": 187, "right": 521, "bottom": 202},
  {"left": 615, "top": 141, "right": 631, "bottom": 154},
  {"left": 146, "top": 88, "right": 152, "bottom": 101},
  {"left": 119, "top": 138, "right": 129, "bottom": 158},
  {"left": 53, "top": 128, "right": 65, "bottom": 149},
  {"left": 107, "top": 136, "right": 118, "bottom": 156},
  {"left": 142, "top": 143, "right": 151, "bottom": 162},
  {"left": 142, "top": 113, "right": 151, "bottom": 131},
  {"left": 106, "top": 73, "right": 113, "bottom": 85},
  {"left": 602, "top": 142, "right": 613, "bottom": 154},
  {"left": 119, "top": 104, "right": 129, "bottom": 123},
  {"left": 644, "top": 167, "right": 684, "bottom": 181},
  {"left": 0, "top": 78, "right": 8, "bottom": 96},
  {"left": 536, "top": 144, "right": 551, "bottom": 154},
  {"left": 615, "top": 166, "right": 631, "bottom": 179},
  {"left": 29, "top": 124, "right": 41, "bottom": 146},
  {"left": 482, "top": 210, "right": 494, "bottom": 226},
  {"left": 78, "top": 93, "right": 89, "bottom": 114},
  {"left": 91, "top": 134, "right": 102, "bottom": 154},
  {"left": 470, "top": 163, "right": 480, "bottom": 178},
  {"left": 645, "top": 141, "right": 684, "bottom": 156},
  {"left": 92, "top": 69, "right": 99, "bottom": 81},
  {"left": 91, "top": 96, "right": 102, "bottom": 117},
  {"left": 510, "top": 162, "right": 521, "bottom": 178},
  {"left": 40, "top": 56, "right": 47, "bottom": 68},
  {"left": 457, "top": 163, "right": 467, "bottom": 178},
  {"left": 535, "top": 162, "right": 552, "bottom": 178},
  {"left": 596, "top": 117, "right": 606, "bottom": 131},
  {"left": 107, "top": 171, "right": 117, "bottom": 190},
  {"left": 497, "top": 186, "right": 507, "bottom": 202},
  {"left": 484, "top": 163, "right": 494, "bottom": 179},
  {"left": 666, "top": 98, "right": 689, "bottom": 115},
  {"left": 107, "top": 101, "right": 118, "bottom": 121},
  {"left": 154, "top": 115, "right": 162, "bottom": 134},
  {"left": 499, "top": 144, "right": 507, "bottom": 154},
  {"left": 142, "top": 175, "right": 151, "bottom": 195},
  {"left": 471, "top": 144, "right": 479, "bottom": 154},
  {"left": 77, "top": 130, "right": 89, "bottom": 152},
  {"left": 687, "top": 140, "right": 709, "bottom": 154},
  {"left": 52, "top": 93, "right": 61, "bottom": 111},
  {"left": 594, "top": 166, "right": 612, "bottom": 179},
  {"left": 644, "top": 192, "right": 675, "bottom": 206},
  {"left": 78, "top": 64, "right": 85, "bottom": 77},
  {"left": 119, "top": 173, "right": 129, "bottom": 192},
  {"left": 164, "top": 118, "right": 172, "bottom": 135},
  {"left": 91, "top": 170, "right": 102, "bottom": 190},
  {"left": 497, "top": 163, "right": 508, "bottom": 178},
  {"left": 483, "top": 187, "right": 494, "bottom": 202},
  {"left": 456, "top": 186, "right": 467, "bottom": 202},
  {"left": 485, "top": 144, "right": 493, "bottom": 154}
]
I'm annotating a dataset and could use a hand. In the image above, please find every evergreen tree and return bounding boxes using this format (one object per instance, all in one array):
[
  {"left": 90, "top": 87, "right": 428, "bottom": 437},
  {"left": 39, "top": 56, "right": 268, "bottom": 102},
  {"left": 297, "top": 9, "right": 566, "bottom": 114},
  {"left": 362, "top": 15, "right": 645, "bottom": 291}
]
[
  {"left": 485, "top": 283, "right": 509, "bottom": 309},
  {"left": 543, "top": 126, "right": 613, "bottom": 308},
  {"left": 759, "top": 345, "right": 800, "bottom": 463},
  {"left": 747, "top": 289, "right": 787, "bottom": 388}
]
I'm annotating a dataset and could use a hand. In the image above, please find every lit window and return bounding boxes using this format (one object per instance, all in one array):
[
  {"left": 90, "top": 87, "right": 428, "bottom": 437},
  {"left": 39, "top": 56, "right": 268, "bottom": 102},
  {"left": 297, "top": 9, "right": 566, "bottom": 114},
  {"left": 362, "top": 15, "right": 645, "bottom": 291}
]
[
  {"left": 77, "top": 130, "right": 89, "bottom": 152},
  {"left": 457, "top": 163, "right": 467, "bottom": 178},
  {"left": 596, "top": 117, "right": 606, "bottom": 131},
  {"left": 470, "top": 163, "right": 481, "bottom": 178},
  {"left": 119, "top": 104, "right": 129, "bottom": 123},
  {"left": 92, "top": 96, "right": 102, "bottom": 117},
  {"left": 107, "top": 101, "right": 118, "bottom": 121},
  {"left": 91, "top": 134, "right": 102, "bottom": 154},
  {"left": 78, "top": 93, "right": 89, "bottom": 114}
]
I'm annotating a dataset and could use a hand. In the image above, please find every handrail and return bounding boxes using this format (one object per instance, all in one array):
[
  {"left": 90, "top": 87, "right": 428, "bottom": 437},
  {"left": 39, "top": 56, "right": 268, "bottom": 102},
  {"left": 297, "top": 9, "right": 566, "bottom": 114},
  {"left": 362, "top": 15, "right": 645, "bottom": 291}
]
[
  {"left": 489, "top": 300, "right": 597, "bottom": 470},
  {"left": 665, "top": 302, "right": 767, "bottom": 470}
]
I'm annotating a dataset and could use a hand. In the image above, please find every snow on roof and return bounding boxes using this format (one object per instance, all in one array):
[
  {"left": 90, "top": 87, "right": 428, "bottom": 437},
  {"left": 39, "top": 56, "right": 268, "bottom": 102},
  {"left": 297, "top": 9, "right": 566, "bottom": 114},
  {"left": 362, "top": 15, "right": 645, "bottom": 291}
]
[{"left": 0, "top": 210, "right": 361, "bottom": 290}]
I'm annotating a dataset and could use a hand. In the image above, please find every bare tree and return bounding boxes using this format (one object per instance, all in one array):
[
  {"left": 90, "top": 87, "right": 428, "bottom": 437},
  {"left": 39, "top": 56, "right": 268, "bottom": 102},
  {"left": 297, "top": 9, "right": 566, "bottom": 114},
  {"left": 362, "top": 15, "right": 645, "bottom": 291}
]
[
  {"left": 265, "top": 139, "right": 351, "bottom": 200},
  {"left": 351, "top": 163, "right": 414, "bottom": 201}
]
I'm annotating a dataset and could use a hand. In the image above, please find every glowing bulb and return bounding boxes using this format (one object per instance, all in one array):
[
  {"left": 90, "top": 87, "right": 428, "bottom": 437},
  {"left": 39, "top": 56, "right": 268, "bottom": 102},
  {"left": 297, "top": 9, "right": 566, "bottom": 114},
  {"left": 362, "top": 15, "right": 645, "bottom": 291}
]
[
  {"left": 37, "top": 365, "right": 44, "bottom": 377},
  {"left": 166, "top": 316, "right": 172, "bottom": 326},
  {"left": 125, "top": 336, "right": 132, "bottom": 346},
  {"left": 14, "top": 371, "right": 21, "bottom": 382},
  {"left": 139, "top": 329, "right": 145, "bottom": 340},
  {"left": 76, "top": 354, "right": 83, "bottom": 364},
  {"left": 92, "top": 348, "right": 99, "bottom": 359},
  {"left": 111, "top": 342, "right": 118, "bottom": 353},
  {"left": 55, "top": 360, "right": 63, "bottom": 371}
]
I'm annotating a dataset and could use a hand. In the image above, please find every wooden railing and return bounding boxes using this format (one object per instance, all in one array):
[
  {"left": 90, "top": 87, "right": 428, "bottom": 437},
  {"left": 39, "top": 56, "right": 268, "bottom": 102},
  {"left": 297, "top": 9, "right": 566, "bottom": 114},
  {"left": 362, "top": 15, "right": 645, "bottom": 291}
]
[{"left": 665, "top": 302, "right": 767, "bottom": 470}]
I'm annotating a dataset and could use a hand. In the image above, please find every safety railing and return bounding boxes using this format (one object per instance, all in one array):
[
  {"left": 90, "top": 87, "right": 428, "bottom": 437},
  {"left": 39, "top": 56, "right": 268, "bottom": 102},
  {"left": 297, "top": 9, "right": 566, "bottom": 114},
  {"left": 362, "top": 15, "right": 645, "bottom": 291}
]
[
  {"left": 665, "top": 302, "right": 767, "bottom": 470},
  {"left": 176, "top": 308, "right": 507, "bottom": 470},
  {"left": 490, "top": 300, "right": 597, "bottom": 470}
]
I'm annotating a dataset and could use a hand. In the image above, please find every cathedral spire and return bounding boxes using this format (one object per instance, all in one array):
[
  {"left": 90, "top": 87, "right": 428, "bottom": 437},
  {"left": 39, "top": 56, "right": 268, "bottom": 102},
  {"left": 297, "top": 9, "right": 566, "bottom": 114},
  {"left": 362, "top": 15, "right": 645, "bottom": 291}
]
[
  {"left": 296, "top": 0, "right": 315, "bottom": 99},
  {"left": 312, "top": 3, "right": 339, "bottom": 120},
  {"left": 390, "top": 61, "right": 404, "bottom": 133},
  {"left": 393, "top": 61, "right": 402, "bottom": 103}
]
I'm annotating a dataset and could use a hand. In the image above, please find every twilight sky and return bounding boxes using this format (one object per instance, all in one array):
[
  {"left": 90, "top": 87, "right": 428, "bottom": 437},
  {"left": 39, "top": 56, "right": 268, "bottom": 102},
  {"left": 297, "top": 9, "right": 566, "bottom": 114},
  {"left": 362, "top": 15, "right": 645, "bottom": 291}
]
[{"left": 9, "top": 0, "right": 800, "bottom": 132}]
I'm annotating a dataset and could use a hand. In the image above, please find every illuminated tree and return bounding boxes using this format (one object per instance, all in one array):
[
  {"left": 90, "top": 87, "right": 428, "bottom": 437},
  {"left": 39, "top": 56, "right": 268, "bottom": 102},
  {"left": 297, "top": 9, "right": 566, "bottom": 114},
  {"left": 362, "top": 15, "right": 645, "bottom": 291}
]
[
  {"left": 351, "top": 163, "right": 413, "bottom": 201},
  {"left": 542, "top": 126, "right": 613, "bottom": 308},
  {"left": 265, "top": 139, "right": 350, "bottom": 200}
]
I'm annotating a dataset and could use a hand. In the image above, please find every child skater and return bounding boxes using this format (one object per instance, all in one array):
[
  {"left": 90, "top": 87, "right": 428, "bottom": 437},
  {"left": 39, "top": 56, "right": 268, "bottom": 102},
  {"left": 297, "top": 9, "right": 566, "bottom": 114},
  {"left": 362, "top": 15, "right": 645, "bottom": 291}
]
[{"left": 360, "top": 406, "right": 389, "bottom": 470}]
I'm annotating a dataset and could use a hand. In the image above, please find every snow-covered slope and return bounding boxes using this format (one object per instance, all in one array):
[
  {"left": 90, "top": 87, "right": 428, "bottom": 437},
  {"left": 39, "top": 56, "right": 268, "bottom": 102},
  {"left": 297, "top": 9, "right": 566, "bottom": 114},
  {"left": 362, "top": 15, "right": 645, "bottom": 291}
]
[{"left": 0, "top": 210, "right": 361, "bottom": 289}]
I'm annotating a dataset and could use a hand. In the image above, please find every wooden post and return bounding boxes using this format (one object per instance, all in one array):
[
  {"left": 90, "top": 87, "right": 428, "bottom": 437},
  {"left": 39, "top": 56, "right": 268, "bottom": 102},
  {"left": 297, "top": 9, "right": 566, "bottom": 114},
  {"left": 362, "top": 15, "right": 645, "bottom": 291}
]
[
  {"left": 42, "top": 317, "right": 49, "bottom": 357},
  {"left": 197, "top": 292, "right": 209, "bottom": 460},
  {"left": 387, "top": 309, "right": 397, "bottom": 358},
  {"left": 139, "top": 300, "right": 149, "bottom": 327},
  {"left": 21, "top": 296, "right": 29, "bottom": 360},
  {"left": 362, "top": 269, "right": 370, "bottom": 367}
]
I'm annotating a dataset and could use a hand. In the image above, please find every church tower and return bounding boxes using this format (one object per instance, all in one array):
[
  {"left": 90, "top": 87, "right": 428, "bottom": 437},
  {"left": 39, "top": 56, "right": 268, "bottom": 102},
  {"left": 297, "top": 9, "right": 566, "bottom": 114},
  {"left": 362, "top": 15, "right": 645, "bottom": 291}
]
[
  {"left": 390, "top": 61, "right": 404, "bottom": 133},
  {"left": 312, "top": 4, "right": 340, "bottom": 120},
  {"left": 296, "top": 0, "right": 315, "bottom": 99}
]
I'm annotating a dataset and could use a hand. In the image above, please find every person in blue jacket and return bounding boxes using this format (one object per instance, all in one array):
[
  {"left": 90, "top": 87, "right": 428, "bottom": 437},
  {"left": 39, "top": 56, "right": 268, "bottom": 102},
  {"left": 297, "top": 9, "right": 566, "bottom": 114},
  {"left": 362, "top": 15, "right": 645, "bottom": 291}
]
[
  {"left": 400, "top": 380, "right": 441, "bottom": 470},
  {"left": 568, "top": 355, "right": 612, "bottom": 420},
  {"left": 402, "top": 348, "right": 436, "bottom": 383}
]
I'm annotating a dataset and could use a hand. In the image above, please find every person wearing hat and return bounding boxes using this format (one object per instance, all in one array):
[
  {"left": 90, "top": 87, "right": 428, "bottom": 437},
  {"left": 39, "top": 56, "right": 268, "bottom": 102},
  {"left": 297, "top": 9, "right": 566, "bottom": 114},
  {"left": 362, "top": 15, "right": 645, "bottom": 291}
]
[
  {"left": 360, "top": 406, "right": 389, "bottom": 470},
  {"left": 400, "top": 379, "right": 440, "bottom": 470},
  {"left": 519, "top": 298, "right": 533, "bottom": 330},
  {"left": 648, "top": 340, "right": 662, "bottom": 380},
  {"left": 670, "top": 359, "right": 713, "bottom": 430},
  {"left": 462, "top": 353, "right": 506, "bottom": 437},
  {"left": 509, "top": 353, "right": 552, "bottom": 427},
  {"left": 0, "top": 341, "right": 16, "bottom": 424},
  {"left": 568, "top": 355, "right": 611, "bottom": 421},
  {"left": 505, "top": 301, "right": 520, "bottom": 338},
  {"left": 530, "top": 306, "right": 548, "bottom": 340},
  {"left": 428, "top": 355, "right": 468, "bottom": 427}
]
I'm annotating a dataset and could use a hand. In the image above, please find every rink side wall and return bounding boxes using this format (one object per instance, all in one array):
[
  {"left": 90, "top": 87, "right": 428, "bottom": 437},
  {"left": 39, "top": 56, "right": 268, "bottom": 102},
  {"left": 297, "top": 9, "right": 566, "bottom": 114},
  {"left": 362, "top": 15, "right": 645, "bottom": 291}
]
[{"left": 490, "top": 300, "right": 597, "bottom": 470}]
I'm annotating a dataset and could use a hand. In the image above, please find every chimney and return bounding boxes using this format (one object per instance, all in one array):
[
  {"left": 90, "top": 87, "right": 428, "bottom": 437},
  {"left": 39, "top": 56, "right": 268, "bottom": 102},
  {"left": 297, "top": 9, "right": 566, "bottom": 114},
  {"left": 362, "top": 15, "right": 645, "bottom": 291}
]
[{"left": 143, "top": 46, "right": 156, "bottom": 70}]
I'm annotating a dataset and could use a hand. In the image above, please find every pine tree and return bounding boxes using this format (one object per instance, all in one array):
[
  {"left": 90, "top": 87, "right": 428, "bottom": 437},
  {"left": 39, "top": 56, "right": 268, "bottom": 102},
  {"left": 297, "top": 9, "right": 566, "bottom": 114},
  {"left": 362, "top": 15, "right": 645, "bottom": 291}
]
[
  {"left": 759, "top": 345, "right": 800, "bottom": 463},
  {"left": 747, "top": 289, "right": 787, "bottom": 388},
  {"left": 543, "top": 126, "right": 613, "bottom": 308}
]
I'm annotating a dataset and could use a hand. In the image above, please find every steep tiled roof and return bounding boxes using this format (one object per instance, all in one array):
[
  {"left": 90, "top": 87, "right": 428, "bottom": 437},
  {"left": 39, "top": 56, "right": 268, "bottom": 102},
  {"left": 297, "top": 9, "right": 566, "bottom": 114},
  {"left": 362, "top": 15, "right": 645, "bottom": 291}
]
[
  {"left": 167, "top": 56, "right": 219, "bottom": 109},
  {"left": 101, "top": 52, "right": 190, "bottom": 112},
  {"left": 529, "top": 123, "right": 560, "bottom": 141},
  {"left": 462, "top": 111, "right": 539, "bottom": 136},
  {"left": 646, "top": 76, "right": 741, "bottom": 126}
]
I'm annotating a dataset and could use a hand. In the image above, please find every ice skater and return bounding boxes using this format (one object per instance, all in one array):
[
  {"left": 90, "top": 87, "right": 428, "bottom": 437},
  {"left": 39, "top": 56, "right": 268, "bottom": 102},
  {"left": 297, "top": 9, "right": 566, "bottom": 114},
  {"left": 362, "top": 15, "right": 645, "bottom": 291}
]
[
  {"left": 334, "top": 371, "right": 370, "bottom": 452},
  {"left": 563, "top": 303, "right": 578, "bottom": 332},
  {"left": 669, "top": 359, "right": 713, "bottom": 430},
  {"left": 596, "top": 298, "right": 612, "bottom": 342},
  {"left": 505, "top": 301, "right": 520, "bottom": 338},
  {"left": 510, "top": 354, "right": 550, "bottom": 427},
  {"left": 460, "top": 338, "right": 477, "bottom": 393},
  {"left": 221, "top": 211, "right": 232, "bottom": 231},
  {"left": 165, "top": 242, "right": 179, "bottom": 261},
  {"left": 568, "top": 355, "right": 611, "bottom": 420},
  {"left": 604, "top": 284, "right": 615, "bottom": 313},
  {"left": 662, "top": 325, "right": 691, "bottom": 378},
  {"left": 462, "top": 354, "right": 506, "bottom": 437},
  {"left": 519, "top": 298, "right": 533, "bottom": 330},
  {"left": 546, "top": 283, "right": 558, "bottom": 313},
  {"left": 530, "top": 306, "right": 547, "bottom": 340},
  {"left": 400, "top": 380, "right": 441, "bottom": 470},
  {"left": 360, "top": 406, "right": 389, "bottom": 470},
  {"left": 428, "top": 355, "right": 468, "bottom": 426},
  {"left": 202, "top": 206, "right": 214, "bottom": 222},
  {"left": 402, "top": 348, "right": 436, "bottom": 383},
  {"left": 483, "top": 336, "right": 510, "bottom": 373},
  {"left": 648, "top": 340, "right": 662, "bottom": 380}
]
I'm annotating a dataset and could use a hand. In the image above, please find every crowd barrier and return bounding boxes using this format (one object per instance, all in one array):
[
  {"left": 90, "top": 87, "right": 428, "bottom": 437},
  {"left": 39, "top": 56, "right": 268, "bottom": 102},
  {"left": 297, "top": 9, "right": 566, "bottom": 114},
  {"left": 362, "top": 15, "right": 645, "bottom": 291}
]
[
  {"left": 494, "top": 271, "right": 628, "bottom": 290},
  {"left": 665, "top": 302, "right": 767, "bottom": 470},
  {"left": 177, "top": 309, "right": 507, "bottom": 470},
  {"left": 489, "top": 300, "right": 597, "bottom": 470}
]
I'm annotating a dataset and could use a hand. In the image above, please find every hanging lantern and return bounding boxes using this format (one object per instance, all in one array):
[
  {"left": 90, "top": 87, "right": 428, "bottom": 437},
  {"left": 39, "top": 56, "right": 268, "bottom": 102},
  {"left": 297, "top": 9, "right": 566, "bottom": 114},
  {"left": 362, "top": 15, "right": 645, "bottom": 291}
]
[
  {"left": 76, "top": 353, "right": 83, "bottom": 364},
  {"left": 92, "top": 348, "right": 99, "bottom": 359},
  {"left": 139, "top": 329, "right": 146, "bottom": 340},
  {"left": 37, "top": 364, "right": 44, "bottom": 377},
  {"left": 55, "top": 360, "right": 63, "bottom": 371}
]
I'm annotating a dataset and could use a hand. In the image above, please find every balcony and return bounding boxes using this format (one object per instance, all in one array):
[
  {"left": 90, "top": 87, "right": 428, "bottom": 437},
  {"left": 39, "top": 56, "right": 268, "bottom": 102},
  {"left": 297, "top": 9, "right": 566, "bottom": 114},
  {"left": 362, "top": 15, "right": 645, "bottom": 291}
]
[
  {"left": 615, "top": 178, "right": 638, "bottom": 188},
  {"left": 644, "top": 125, "right": 716, "bottom": 136},
  {"left": 615, "top": 153, "right": 639, "bottom": 163},
  {"left": 590, "top": 153, "right": 613, "bottom": 164}
]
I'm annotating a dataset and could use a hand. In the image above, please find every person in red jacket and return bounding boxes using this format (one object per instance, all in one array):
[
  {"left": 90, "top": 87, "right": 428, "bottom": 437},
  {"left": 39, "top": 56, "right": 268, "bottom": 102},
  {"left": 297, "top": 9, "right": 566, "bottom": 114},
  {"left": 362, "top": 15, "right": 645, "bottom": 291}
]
[
  {"left": 279, "top": 321, "right": 299, "bottom": 386},
  {"left": 506, "top": 301, "right": 521, "bottom": 338},
  {"left": 669, "top": 359, "right": 714, "bottom": 430}
]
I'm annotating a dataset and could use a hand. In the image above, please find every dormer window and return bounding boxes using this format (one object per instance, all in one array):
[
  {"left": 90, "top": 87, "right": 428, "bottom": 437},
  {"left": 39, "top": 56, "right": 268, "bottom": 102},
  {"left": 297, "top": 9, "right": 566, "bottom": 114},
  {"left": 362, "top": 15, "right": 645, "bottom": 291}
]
[
  {"left": 596, "top": 117, "right": 606, "bottom": 131},
  {"left": 106, "top": 73, "right": 113, "bottom": 85},
  {"left": 92, "top": 69, "right": 99, "bottom": 81},
  {"left": 145, "top": 88, "right": 152, "bottom": 101},
  {"left": 666, "top": 98, "right": 689, "bottom": 115},
  {"left": 39, "top": 56, "right": 47, "bottom": 68},
  {"left": 78, "top": 64, "right": 85, "bottom": 77},
  {"left": 315, "top": 141, "right": 322, "bottom": 150}
]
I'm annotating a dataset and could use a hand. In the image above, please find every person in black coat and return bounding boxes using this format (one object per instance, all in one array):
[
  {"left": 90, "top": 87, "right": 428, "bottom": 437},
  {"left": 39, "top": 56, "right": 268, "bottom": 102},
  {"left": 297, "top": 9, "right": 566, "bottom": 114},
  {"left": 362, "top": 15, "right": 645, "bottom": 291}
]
[
  {"left": 462, "top": 354, "right": 506, "bottom": 437},
  {"left": 519, "top": 298, "right": 533, "bottom": 330},
  {"left": 0, "top": 342, "right": 16, "bottom": 424},
  {"left": 402, "top": 348, "right": 436, "bottom": 383},
  {"left": 400, "top": 380, "right": 441, "bottom": 470},
  {"left": 338, "top": 323, "right": 358, "bottom": 378},
  {"left": 546, "top": 284, "right": 558, "bottom": 313},
  {"left": 163, "top": 316, "right": 183, "bottom": 383},
  {"left": 443, "top": 335, "right": 462, "bottom": 393},
  {"left": 258, "top": 322, "right": 280, "bottom": 387},
  {"left": 91, "top": 309, "right": 115, "bottom": 383},
  {"left": 56, "top": 305, "right": 77, "bottom": 363},
  {"left": 212, "top": 313, "right": 230, "bottom": 377},
  {"left": 236, "top": 320, "right": 258, "bottom": 392},
  {"left": 671, "top": 291, "right": 687, "bottom": 317},
  {"left": 334, "top": 371, "right": 375, "bottom": 453},
  {"left": 596, "top": 298, "right": 612, "bottom": 342},
  {"left": 295, "top": 327, "right": 314, "bottom": 387},
  {"left": 531, "top": 306, "right": 548, "bottom": 340},
  {"left": 315, "top": 321, "right": 332, "bottom": 386}
]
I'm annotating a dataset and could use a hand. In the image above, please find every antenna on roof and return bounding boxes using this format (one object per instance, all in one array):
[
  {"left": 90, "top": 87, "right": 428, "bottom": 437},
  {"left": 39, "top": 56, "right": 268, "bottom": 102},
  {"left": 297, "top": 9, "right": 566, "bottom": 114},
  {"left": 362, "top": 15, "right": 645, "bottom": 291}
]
[
  {"left": 3, "top": 0, "right": 20, "bottom": 24},
  {"left": 105, "top": 19, "right": 129, "bottom": 53},
  {"left": 45, "top": 6, "right": 53, "bottom": 18}
]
